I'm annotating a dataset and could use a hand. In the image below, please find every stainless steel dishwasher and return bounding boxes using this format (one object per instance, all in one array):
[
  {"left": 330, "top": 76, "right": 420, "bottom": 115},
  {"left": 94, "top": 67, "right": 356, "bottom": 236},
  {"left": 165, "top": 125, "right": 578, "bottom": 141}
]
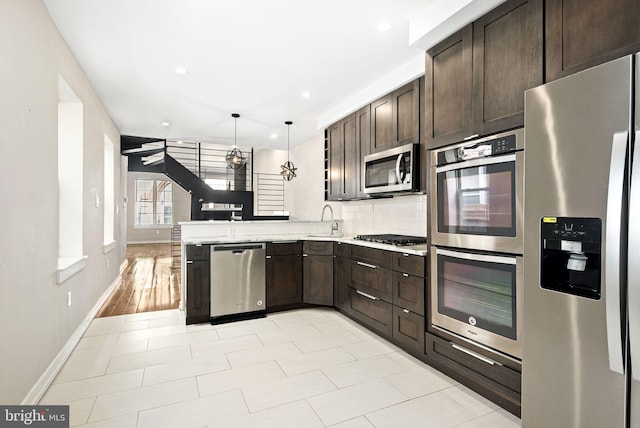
[{"left": 210, "top": 242, "right": 266, "bottom": 323}]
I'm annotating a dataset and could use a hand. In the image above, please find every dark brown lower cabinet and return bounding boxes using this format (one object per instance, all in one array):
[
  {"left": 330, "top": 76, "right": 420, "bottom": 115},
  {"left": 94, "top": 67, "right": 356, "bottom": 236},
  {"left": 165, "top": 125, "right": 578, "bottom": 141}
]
[
  {"left": 303, "top": 254, "right": 333, "bottom": 305},
  {"left": 425, "top": 332, "right": 521, "bottom": 417},
  {"left": 303, "top": 241, "right": 334, "bottom": 306},
  {"left": 391, "top": 307, "right": 425, "bottom": 354},
  {"left": 334, "top": 256, "right": 350, "bottom": 312},
  {"left": 185, "top": 245, "right": 210, "bottom": 325},
  {"left": 348, "top": 287, "right": 393, "bottom": 337},
  {"left": 266, "top": 242, "right": 302, "bottom": 309}
]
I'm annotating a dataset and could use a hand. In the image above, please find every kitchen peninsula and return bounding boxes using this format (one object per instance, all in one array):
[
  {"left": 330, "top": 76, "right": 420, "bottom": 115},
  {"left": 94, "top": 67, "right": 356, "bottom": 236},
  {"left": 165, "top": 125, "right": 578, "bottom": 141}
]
[{"left": 180, "top": 219, "right": 428, "bottom": 351}]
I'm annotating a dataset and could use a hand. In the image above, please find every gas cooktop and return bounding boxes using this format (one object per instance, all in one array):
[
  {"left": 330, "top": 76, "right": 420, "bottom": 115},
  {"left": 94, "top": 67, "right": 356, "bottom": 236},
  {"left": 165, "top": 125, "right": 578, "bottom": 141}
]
[{"left": 354, "top": 234, "right": 427, "bottom": 246}]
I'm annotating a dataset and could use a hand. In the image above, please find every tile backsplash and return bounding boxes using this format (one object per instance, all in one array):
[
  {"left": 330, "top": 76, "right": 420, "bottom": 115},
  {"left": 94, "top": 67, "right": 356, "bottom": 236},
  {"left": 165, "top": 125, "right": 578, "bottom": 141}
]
[{"left": 340, "top": 194, "right": 427, "bottom": 237}]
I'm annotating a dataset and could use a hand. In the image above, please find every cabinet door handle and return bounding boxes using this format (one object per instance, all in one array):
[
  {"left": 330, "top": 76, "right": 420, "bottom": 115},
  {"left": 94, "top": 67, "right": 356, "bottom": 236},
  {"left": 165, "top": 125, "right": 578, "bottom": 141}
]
[
  {"left": 356, "top": 290, "right": 378, "bottom": 301},
  {"left": 402, "top": 273, "right": 409, "bottom": 277},
  {"left": 186, "top": 261, "right": 194, "bottom": 264},
  {"left": 265, "top": 255, "right": 272, "bottom": 259},
  {"left": 403, "top": 309, "right": 410, "bottom": 314},
  {"left": 303, "top": 254, "right": 308, "bottom": 257},
  {"left": 356, "top": 261, "right": 377, "bottom": 269},
  {"left": 451, "top": 343, "right": 500, "bottom": 366}
]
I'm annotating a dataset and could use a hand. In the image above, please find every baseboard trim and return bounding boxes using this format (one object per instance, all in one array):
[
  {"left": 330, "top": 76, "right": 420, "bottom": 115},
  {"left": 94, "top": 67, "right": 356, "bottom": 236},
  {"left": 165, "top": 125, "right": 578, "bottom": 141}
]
[
  {"left": 22, "top": 274, "right": 122, "bottom": 405},
  {"left": 127, "top": 240, "right": 172, "bottom": 244}
]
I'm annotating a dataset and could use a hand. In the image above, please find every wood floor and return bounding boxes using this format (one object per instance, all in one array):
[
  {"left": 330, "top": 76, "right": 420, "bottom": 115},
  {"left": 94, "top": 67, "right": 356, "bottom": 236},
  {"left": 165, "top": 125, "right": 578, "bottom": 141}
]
[{"left": 96, "top": 243, "right": 181, "bottom": 317}]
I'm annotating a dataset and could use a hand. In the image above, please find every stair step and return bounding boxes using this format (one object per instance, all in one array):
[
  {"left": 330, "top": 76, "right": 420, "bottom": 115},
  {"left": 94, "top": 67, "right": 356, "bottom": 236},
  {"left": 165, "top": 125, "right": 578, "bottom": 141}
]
[{"left": 122, "top": 146, "right": 165, "bottom": 156}]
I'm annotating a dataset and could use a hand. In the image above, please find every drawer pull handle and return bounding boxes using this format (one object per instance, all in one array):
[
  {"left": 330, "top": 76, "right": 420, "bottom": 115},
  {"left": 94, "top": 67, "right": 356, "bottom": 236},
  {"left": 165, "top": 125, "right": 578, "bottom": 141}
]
[
  {"left": 303, "top": 254, "right": 308, "bottom": 257},
  {"left": 356, "top": 290, "right": 378, "bottom": 301},
  {"left": 403, "top": 309, "right": 410, "bottom": 314},
  {"left": 402, "top": 273, "right": 409, "bottom": 277},
  {"left": 451, "top": 343, "right": 499, "bottom": 366},
  {"left": 356, "top": 261, "right": 377, "bottom": 269},
  {"left": 266, "top": 255, "right": 272, "bottom": 259},
  {"left": 186, "top": 261, "right": 194, "bottom": 264},
  {"left": 403, "top": 253, "right": 409, "bottom": 257}
]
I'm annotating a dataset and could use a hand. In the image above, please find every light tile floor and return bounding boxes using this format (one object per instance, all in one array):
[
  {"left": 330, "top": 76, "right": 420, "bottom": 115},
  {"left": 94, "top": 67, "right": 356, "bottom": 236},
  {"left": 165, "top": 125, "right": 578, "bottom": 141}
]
[{"left": 40, "top": 308, "right": 522, "bottom": 428}]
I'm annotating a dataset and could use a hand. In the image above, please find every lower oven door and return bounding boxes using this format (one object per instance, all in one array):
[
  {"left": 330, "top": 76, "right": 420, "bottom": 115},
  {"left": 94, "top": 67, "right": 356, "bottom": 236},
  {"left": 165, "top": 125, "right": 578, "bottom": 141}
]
[{"left": 430, "top": 246, "right": 523, "bottom": 360}]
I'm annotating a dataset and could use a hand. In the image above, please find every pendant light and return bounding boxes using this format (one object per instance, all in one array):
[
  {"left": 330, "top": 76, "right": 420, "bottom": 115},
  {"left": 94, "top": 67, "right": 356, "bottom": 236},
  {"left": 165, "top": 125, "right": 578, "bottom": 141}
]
[
  {"left": 226, "top": 113, "right": 247, "bottom": 169},
  {"left": 280, "top": 120, "right": 297, "bottom": 181}
]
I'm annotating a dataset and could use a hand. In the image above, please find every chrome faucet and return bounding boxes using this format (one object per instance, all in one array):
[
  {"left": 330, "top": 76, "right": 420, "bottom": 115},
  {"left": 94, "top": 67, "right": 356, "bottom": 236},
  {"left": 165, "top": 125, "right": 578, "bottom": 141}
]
[{"left": 321, "top": 204, "right": 338, "bottom": 235}]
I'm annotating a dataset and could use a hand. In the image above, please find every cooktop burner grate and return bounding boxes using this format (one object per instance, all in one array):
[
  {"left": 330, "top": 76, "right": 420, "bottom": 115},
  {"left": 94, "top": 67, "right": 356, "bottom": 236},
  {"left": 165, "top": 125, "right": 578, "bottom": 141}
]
[{"left": 354, "top": 234, "right": 427, "bottom": 246}]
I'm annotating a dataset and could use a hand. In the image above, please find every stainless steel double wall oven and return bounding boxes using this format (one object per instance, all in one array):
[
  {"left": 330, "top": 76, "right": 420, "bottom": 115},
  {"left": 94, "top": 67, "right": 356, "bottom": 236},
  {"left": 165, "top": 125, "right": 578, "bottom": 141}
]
[{"left": 429, "top": 128, "right": 524, "bottom": 360}]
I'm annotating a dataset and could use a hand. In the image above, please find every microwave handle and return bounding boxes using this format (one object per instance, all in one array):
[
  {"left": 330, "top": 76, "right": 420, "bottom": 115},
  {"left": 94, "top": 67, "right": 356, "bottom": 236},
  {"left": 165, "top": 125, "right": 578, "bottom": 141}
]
[{"left": 395, "top": 153, "right": 403, "bottom": 184}]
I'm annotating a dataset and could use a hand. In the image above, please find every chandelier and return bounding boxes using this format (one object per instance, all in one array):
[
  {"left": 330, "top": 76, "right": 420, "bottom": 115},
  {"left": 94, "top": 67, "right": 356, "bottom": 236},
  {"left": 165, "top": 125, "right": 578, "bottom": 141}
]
[
  {"left": 280, "top": 121, "right": 297, "bottom": 181},
  {"left": 226, "top": 113, "right": 247, "bottom": 169}
]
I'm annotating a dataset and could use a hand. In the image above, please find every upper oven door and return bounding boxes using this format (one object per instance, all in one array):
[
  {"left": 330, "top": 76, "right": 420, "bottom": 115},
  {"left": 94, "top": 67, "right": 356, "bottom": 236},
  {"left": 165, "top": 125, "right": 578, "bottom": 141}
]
[{"left": 430, "top": 147, "right": 523, "bottom": 255}]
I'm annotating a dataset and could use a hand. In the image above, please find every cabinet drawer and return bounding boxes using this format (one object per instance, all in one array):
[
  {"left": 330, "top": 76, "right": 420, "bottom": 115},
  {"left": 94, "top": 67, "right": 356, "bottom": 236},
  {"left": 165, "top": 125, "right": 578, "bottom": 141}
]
[
  {"left": 350, "top": 246, "right": 393, "bottom": 269},
  {"left": 303, "top": 241, "right": 334, "bottom": 255},
  {"left": 186, "top": 244, "right": 210, "bottom": 261},
  {"left": 392, "top": 252, "right": 425, "bottom": 277},
  {"left": 392, "top": 272, "right": 425, "bottom": 316},
  {"left": 334, "top": 242, "right": 351, "bottom": 258},
  {"left": 426, "top": 333, "right": 521, "bottom": 394},
  {"left": 349, "top": 288, "right": 392, "bottom": 337},
  {"left": 350, "top": 261, "right": 392, "bottom": 302},
  {"left": 267, "top": 241, "right": 302, "bottom": 256},
  {"left": 392, "top": 307, "right": 425, "bottom": 354}
]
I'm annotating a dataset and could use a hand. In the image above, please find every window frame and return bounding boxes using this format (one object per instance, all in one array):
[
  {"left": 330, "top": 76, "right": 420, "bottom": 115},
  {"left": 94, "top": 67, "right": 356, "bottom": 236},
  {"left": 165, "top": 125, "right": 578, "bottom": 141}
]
[{"left": 134, "top": 178, "right": 173, "bottom": 228}]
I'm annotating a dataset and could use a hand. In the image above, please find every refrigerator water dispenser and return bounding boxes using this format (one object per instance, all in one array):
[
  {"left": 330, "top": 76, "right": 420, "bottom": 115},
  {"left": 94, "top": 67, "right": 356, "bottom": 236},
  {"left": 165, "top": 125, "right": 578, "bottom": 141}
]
[{"left": 540, "top": 217, "right": 602, "bottom": 299}]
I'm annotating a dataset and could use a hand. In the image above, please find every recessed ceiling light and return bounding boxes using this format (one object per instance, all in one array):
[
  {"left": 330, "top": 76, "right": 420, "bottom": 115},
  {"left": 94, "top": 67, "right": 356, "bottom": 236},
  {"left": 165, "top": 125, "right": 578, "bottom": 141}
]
[
  {"left": 175, "top": 67, "right": 188, "bottom": 75},
  {"left": 377, "top": 22, "right": 391, "bottom": 32},
  {"left": 301, "top": 91, "right": 311, "bottom": 98},
  {"left": 161, "top": 121, "right": 170, "bottom": 127}
]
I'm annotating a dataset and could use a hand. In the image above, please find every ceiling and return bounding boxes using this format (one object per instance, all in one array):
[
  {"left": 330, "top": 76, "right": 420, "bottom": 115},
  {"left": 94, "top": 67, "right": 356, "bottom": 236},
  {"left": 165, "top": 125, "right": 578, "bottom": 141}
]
[{"left": 42, "top": 0, "right": 441, "bottom": 150}]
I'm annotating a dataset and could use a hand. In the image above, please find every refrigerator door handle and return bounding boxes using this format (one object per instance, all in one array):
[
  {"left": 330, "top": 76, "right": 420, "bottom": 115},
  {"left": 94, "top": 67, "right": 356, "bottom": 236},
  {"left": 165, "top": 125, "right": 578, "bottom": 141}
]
[
  {"left": 605, "top": 130, "right": 628, "bottom": 375},
  {"left": 629, "top": 129, "right": 640, "bottom": 381}
]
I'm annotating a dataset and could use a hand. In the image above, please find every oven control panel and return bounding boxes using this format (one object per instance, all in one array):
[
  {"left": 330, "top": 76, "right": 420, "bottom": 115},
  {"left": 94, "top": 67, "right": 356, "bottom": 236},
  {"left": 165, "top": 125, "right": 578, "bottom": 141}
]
[{"left": 436, "top": 134, "right": 518, "bottom": 165}]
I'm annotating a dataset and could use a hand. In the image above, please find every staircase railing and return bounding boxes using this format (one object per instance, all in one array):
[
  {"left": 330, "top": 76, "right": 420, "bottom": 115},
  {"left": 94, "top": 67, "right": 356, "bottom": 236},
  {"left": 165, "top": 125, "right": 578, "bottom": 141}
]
[
  {"left": 255, "top": 173, "right": 286, "bottom": 215},
  {"left": 164, "top": 140, "right": 253, "bottom": 191}
]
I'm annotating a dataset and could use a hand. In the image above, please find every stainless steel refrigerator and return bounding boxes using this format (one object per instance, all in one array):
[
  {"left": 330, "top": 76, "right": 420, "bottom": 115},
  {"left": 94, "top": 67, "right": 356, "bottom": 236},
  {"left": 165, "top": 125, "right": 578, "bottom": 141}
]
[{"left": 522, "top": 53, "right": 640, "bottom": 427}]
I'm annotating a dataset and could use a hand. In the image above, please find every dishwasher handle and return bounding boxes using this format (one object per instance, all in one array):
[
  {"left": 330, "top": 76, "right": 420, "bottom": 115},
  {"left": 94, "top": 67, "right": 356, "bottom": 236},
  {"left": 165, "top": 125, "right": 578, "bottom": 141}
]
[{"left": 212, "top": 243, "right": 266, "bottom": 252}]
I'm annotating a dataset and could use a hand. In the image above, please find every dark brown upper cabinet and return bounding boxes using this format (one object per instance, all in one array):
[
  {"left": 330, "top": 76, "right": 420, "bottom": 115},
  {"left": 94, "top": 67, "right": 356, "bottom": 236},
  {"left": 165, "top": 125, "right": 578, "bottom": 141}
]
[
  {"left": 425, "top": 0, "right": 542, "bottom": 149},
  {"left": 326, "top": 113, "right": 357, "bottom": 201},
  {"left": 355, "top": 104, "right": 370, "bottom": 199},
  {"left": 371, "top": 79, "right": 421, "bottom": 153},
  {"left": 472, "top": 0, "right": 543, "bottom": 136},
  {"left": 545, "top": 0, "right": 640, "bottom": 82},
  {"left": 425, "top": 25, "right": 473, "bottom": 149}
]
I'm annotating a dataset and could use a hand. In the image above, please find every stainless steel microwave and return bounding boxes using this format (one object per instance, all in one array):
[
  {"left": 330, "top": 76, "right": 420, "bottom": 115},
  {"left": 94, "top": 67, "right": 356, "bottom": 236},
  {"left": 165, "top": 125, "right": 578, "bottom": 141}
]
[{"left": 363, "top": 143, "right": 419, "bottom": 195}]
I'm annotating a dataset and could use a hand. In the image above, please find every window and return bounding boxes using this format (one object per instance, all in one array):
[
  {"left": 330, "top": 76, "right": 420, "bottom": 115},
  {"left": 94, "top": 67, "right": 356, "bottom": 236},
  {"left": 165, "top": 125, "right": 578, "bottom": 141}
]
[
  {"left": 104, "top": 134, "right": 115, "bottom": 247},
  {"left": 57, "top": 75, "right": 86, "bottom": 283},
  {"left": 135, "top": 179, "right": 173, "bottom": 226}
]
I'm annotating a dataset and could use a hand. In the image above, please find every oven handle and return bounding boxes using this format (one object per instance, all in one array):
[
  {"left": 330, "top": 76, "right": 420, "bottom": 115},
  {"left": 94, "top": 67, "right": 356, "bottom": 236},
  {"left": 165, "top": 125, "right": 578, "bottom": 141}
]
[
  {"left": 436, "top": 248, "right": 517, "bottom": 265},
  {"left": 435, "top": 153, "right": 516, "bottom": 173}
]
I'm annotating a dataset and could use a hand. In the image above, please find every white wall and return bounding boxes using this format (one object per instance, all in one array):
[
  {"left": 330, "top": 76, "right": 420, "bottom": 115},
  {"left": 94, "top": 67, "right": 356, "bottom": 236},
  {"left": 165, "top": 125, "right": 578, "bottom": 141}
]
[
  {"left": 288, "top": 134, "right": 427, "bottom": 237},
  {"left": 126, "top": 171, "right": 191, "bottom": 243},
  {"left": 0, "top": 0, "right": 123, "bottom": 404}
]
